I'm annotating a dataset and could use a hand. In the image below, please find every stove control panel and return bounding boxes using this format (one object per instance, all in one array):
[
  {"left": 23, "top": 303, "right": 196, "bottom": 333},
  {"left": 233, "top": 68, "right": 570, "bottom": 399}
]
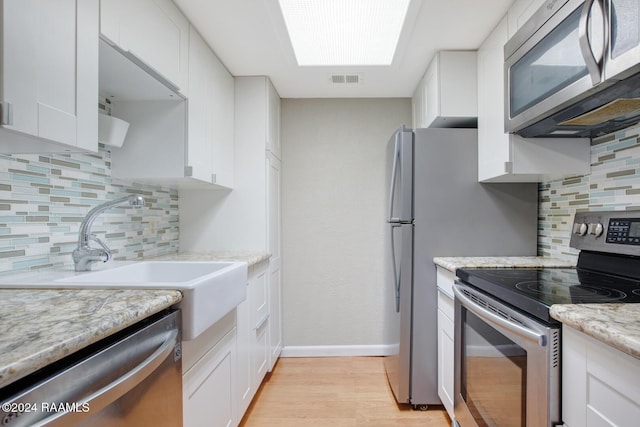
[
  {"left": 571, "top": 211, "right": 640, "bottom": 256},
  {"left": 606, "top": 219, "right": 640, "bottom": 245}
]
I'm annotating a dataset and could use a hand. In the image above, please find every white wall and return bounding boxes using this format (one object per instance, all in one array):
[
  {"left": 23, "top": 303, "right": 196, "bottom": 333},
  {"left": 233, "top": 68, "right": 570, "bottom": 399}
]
[{"left": 281, "top": 98, "right": 411, "bottom": 353}]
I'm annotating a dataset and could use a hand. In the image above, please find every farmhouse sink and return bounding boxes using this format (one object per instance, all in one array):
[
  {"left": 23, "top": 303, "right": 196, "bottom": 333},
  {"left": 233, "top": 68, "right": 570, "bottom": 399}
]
[{"left": 0, "top": 261, "right": 248, "bottom": 340}]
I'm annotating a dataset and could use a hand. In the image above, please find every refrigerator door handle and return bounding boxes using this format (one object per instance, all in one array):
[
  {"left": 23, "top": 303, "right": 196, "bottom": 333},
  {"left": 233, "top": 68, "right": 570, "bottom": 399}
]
[
  {"left": 390, "top": 223, "right": 401, "bottom": 312},
  {"left": 388, "top": 135, "right": 401, "bottom": 223}
]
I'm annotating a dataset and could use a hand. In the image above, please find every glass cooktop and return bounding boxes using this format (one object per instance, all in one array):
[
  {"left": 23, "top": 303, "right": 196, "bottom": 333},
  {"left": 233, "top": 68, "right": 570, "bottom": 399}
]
[{"left": 455, "top": 267, "right": 640, "bottom": 324}]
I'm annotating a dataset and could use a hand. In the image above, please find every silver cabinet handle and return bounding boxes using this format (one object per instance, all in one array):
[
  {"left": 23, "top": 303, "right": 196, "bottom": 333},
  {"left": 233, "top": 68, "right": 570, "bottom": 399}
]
[
  {"left": 38, "top": 329, "right": 178, "bottom": 426},
  {"left": 453, "top": 284, "right": 547, "bottom": 347}
]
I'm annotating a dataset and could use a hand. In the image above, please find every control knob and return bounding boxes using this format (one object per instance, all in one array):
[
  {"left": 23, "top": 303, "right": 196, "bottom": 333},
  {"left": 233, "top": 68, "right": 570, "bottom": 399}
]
[
  {"left": 576, "top": 223, "right": 588, "bottom": 236},
  {"left": 589, "top": 222, "right": 604, "bottom": 237}
]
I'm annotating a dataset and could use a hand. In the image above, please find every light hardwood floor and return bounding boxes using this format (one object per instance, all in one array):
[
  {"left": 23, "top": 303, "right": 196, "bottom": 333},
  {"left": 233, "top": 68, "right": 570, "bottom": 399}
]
[{"left": 239, "top": 357, "right": 452, "bottom": 427}]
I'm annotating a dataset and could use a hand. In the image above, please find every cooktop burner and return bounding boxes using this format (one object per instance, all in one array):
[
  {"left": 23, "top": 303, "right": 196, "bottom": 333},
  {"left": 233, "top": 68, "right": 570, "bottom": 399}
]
[{"left": 455, "top": 267, "right": 640, "bottom": 324}]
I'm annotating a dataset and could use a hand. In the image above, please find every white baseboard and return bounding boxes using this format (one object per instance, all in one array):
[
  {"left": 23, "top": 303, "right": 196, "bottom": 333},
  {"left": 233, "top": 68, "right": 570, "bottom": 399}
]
[{"left": 281, "top": 344, "right": 396, "bottom": 358}]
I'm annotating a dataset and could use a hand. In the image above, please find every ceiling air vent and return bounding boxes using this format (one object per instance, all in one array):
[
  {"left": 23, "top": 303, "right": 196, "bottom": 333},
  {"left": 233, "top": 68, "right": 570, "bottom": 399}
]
[{"left": 329, "top": 74, "right": 363, "bottom": 85}]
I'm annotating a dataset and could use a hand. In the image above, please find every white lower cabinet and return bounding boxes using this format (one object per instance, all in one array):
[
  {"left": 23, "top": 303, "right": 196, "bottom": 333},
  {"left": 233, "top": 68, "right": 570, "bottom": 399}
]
[
  {"left": 436, "top": 266, "right": 456, "bottom": 420},
  {"left": 181, "top": 260, "right": 275, "bottom": 427},
  {"left": 562, "top": 326, "right": 640, "bottom": 427},
  {"left": 437, "top": 290, "right": 455, "bottom": 417},
  {"left": 183, "top": 328, "right": 236, "bottom": 427},
  {"left": 236, "top": 260, "right": 271, "bottom": 421},
  {"left": 182, "top": 311, "right": 238, "bottom": 427}
]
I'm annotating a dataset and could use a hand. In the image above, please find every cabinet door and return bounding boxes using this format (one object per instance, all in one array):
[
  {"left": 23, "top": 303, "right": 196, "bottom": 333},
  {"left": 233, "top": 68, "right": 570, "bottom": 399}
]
[
  {"left": 210, "top": 48, "right": 235, "bottom": 188},
  {"left": 411, "top": 77, "right": 426, "bottom": 128},
  {"left": 183, "top": 328, "right": 236, "bottom": 427},
  {"left": 187, "top": 26, "right": 234, "bottom": 187},
  {"left": 100, "top": 0, "right": 189, "bottom": 95},
  {"left": 477, "top": 15, "right": 511, "bottom": 182},
  {"left": 423, "top": 51, "right": 477, "bottom": 128},
  {"left": 424, "top": 59, "right": 439, "bottom": 127},
  {"left": 563, "top": 327, "right": 640, "bottom": 427},
  {"left": 250, "top": 264, "right": 270, "bottom": 389},
  {"left": 266, "top": 79, "right": 281, "bottom": 159},
  {"left": 1, "top": 0, "right": 98, "bottom": 153},
  {"left": 235, "top": 291, "right": 253, "bottom": 420},
  {"left": 437, "top": 290, "right": 455, "bottom": 419},
  {"left": 267, "top": 154, "right": 282, "bottom": 369},
  {"left": 187, "top": 27, "right": 216, "bottom": 184}
]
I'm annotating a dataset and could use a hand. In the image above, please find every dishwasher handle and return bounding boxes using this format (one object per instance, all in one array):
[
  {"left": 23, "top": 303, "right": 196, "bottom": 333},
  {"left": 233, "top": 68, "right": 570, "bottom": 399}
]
[{"left": 37, "top": 329, "right": 179, "bottom": 427}]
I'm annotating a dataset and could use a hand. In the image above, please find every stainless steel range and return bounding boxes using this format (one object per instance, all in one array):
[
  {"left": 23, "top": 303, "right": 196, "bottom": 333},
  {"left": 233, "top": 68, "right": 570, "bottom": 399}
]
[{"left": 453, "top": 210, "right": 640, "bottom": 427}]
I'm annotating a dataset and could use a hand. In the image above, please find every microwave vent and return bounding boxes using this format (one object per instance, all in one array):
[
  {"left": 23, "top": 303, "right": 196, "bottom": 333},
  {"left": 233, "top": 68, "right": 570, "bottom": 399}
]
[{"left": 560, "top": 98, "right": 640, "bottom": 126}]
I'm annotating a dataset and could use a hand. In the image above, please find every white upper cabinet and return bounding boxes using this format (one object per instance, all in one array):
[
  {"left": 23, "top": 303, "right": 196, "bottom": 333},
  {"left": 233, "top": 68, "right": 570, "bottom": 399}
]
[
  {"left": 100, "top": 0, "right": 189, "bottom": 96},
  {"left": 105, "top": 14, "right": 234, "bottom": 189},
  {"left": 413, "top": 51, "right": 478, "bottom": 129},
  {"left": 476, "top": 1, "right": 591, "bottom": 183},
  {"left": 0, "top": 0, "right": 99, "bottom": 154},
  {"left": 187, "top": 26, "right": 235, "bottom": 188}
]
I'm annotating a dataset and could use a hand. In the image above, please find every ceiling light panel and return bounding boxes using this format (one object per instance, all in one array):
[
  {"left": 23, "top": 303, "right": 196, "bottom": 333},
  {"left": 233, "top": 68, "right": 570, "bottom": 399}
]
[{"left": 278, "top": 0, "right": 410, "bottom": 66}]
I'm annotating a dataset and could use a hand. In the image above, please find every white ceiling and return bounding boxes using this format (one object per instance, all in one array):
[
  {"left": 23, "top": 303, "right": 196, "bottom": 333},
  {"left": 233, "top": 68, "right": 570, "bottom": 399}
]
[{"left": 173, "top": 0, "right": 514, "bottom": 99}]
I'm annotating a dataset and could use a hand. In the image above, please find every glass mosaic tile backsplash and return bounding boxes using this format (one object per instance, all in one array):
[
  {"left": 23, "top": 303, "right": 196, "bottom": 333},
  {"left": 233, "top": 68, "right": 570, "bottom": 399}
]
[
  {"left": 2, "top": 122, "right": 639, "bottom": 274},
  {"left": 0, "top": 145, "right": 179, "bottom": 274},
  {"left": 539, "top": 123, "right": 640, "bottom": 262}
]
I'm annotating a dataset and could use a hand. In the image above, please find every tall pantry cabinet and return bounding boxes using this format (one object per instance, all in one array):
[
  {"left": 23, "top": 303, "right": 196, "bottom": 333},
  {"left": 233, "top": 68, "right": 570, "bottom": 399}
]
[{"left": 233, "top": 76, "right": 283, "bottom": 418}]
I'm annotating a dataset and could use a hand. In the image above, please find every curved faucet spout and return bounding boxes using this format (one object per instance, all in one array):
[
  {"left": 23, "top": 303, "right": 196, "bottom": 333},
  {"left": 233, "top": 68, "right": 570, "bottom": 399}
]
[{"left": 73, "top": 195, "right": 145, "bottom": 271}]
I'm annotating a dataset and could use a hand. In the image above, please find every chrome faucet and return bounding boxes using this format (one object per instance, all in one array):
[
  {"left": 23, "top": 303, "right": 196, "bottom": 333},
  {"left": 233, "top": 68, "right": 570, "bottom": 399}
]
[{"left": 73, "top": 195, "right": 145, "bottom": 271}]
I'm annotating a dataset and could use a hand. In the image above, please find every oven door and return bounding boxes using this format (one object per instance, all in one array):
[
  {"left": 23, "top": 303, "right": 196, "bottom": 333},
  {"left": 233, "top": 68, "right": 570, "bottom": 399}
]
[{"left": 452, "top": 284, "right": 560, "bottom": 427}]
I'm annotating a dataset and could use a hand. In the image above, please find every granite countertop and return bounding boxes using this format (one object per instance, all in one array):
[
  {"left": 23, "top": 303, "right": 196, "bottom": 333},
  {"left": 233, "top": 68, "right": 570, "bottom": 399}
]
[
  {"left": 0, "top": 289, "right": 182, "bottom": 389},
  {"left": 433, "top": 256, "right": 575, "bottom": 272},
  {"left": 551, "top": 304, "right": 640, "bottom": 360}
]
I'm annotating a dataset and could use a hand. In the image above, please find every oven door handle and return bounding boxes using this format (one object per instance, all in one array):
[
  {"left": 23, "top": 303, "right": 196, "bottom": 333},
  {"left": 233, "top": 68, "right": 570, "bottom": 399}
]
[{"left": 453, "top": 284, "right": 547, "bottom": 347}]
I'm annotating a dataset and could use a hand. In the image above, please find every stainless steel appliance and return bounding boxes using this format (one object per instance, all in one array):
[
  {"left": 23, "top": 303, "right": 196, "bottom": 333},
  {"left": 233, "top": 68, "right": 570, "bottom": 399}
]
[
  {"left": 453, "top": 210, "right": 640, "bottom": 426},
  {"left": 505, "top": 0, "right": 640, "bottom": 138},
  {"left": 384, "top": 126, "right": 538, "bottom": 407},
  {"left": 0, "top": 309, "right": 182, "bottom": 426}
]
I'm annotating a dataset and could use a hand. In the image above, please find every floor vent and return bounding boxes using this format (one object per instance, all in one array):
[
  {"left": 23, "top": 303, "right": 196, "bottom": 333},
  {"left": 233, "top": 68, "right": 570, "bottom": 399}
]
[{"left": 330, "top": 74, "right": 362, "bottom": 85}]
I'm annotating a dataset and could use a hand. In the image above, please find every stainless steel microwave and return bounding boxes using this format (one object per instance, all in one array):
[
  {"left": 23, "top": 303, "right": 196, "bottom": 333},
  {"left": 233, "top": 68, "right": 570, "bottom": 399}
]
[{"left": 505, "top": 0, "right": 640, "bottom": 138}]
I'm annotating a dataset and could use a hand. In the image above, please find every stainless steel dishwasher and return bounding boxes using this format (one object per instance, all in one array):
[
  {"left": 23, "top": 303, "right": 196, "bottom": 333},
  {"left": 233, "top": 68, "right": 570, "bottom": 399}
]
[{"left": 0, "top": 309, "right": 182, "bottom": 427}]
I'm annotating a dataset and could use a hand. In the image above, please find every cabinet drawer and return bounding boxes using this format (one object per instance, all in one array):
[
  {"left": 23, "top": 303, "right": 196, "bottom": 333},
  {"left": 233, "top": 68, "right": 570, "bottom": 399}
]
[
  {"left": 251, "top": 267, "right": 269, "bottom": 329},
  {"left": 183, "top": 327, "right": 235, "bottom": 427},
  {"left": 437, "top": 289, "right": 454, "bottom": 322},
  {"left": 436, "top": 266, "right": 456, "bottom": 299}
]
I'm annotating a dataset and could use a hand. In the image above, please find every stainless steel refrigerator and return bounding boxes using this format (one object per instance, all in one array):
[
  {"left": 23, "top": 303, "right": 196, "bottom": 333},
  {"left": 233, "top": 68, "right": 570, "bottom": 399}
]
[{"left": 384, "top": 126, "right": 538, "bottom": 407}]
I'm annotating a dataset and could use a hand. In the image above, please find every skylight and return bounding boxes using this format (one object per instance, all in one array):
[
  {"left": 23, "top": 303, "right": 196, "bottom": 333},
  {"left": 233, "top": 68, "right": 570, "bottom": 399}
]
[{"left": 278, "top": 0, "right": 411, "bottom": 66}]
